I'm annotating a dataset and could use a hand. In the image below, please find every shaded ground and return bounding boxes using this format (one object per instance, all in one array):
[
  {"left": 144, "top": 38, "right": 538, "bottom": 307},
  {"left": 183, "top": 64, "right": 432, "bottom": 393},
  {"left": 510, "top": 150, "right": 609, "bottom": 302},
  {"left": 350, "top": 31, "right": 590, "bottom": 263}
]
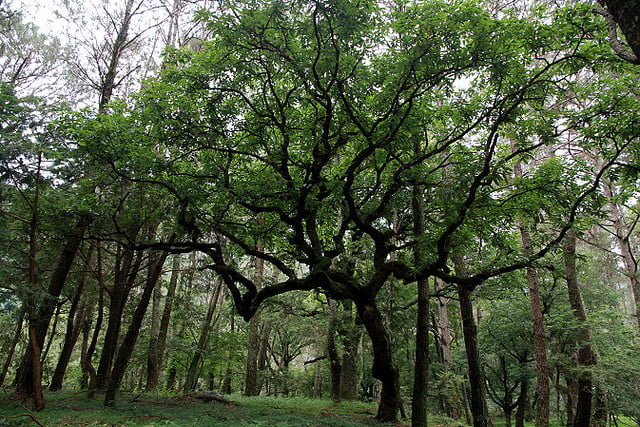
[{"left": 0, "top": 391, "right": 415, "bottom": 426}]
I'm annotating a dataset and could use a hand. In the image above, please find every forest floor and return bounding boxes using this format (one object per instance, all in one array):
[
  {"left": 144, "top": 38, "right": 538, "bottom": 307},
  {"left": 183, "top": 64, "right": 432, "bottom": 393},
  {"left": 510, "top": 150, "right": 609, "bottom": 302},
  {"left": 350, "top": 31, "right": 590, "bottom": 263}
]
[
  {"left": 4, "top": 391, "right": 617, "bottom": 426},
  {"left": 0, "top": 391, "right": 417, "bottom": 426}
]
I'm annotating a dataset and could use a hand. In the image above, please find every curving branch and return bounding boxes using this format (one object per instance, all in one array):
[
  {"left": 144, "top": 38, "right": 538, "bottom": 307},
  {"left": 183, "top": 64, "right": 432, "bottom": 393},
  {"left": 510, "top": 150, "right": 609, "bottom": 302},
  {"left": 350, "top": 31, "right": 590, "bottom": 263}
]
[{"left": 594, "top": 5, "right": 640, "bottom": 64}]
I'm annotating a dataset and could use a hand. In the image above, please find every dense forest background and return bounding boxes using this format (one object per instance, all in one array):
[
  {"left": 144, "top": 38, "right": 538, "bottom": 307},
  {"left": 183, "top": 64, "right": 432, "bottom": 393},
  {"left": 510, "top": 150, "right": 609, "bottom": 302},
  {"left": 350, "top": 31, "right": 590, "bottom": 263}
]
[{"left": 1, "top": 0, "right": 640, "bottom": 426}]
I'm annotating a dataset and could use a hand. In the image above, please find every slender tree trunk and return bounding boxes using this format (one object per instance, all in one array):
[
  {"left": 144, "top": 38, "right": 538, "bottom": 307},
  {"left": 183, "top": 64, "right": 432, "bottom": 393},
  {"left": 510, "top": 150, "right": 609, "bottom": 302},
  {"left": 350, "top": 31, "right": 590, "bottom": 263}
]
[
  {"left": 452, "top": 252, "right": 488, "bottom": 427},
  {"left": 94, "top": 242, "right": 142, "bottom": 390},
  {"left": 97, "top": 0, "right": 138, "bottom": 112},
  {"left": 436, "top": 278, "right": 453, "bottom": 367},
  {"left": 183, "top": 280, "right": 224, "bottom": 392},
  {"left": 26, "top": 305, "right": 44, "bottom": 411},
  {"left": 356, "top": 299, "right": 400, "bottom": 423},
  {"left": 18, "top": 153, "right": 44, "bottom": 410},
  {"left": 0, "top": 309, "right": 25, "bottom": 387},
  {"left": 436, "top": 278, "right": 461, "bottom": 419},
  {"left": 79, "top": 302, "right": 94, "bottom": 390},
  {"left": 42, "top": 301, "right": 63, "bottom": 365},
  {"left": 512, "top": 141, "right": 550, "bottom": 427},
  {"left": 166, "top": 367, "right": 177, "bottom": 391},
  {"left": 563, "top": 228, "right": 597, "bottom": 427},
  {"left": 515, "top": 379, "right": 528, "bottom": 427},
  {"left": 83, "top": 243, "right": 105, "bottom": 391},
  {"left": 222, "top": 315, "right": 235, "bottom": 394},
  {"left": 256, "top": 321, "right": 271, "bottom": 393},
  {"left": 412, "top": 274, "right": 430, "bottom": 427},
  {"left": 50, "top": 247, "right": 94, "bottom": 391},
  {"left": 14, "top": 216, "right": 88, "bottom": 398},
  {"left": 244, "top": 311, "right": 261, "bottom": 396},
  {"left": 49, "top": 296, "right": 88, "bottom": 391},
  {"left": 458, "top": 285, "right": 488, "bottom": 427},
  {"left": 151, "top": 255, "right": 181, "bottom": 388},
  {"left": 411, "top": 147, "right": 430, "bottom": 427},
  {"left": 104, "top": 248, "right": 170, "bottom": 406},
  {"left": 145, "top": 282, "right": 162, "bottom": 390},
  {"left": 244, "top": 240, "right": 264, "bottom": 396},
  {"left": 339, "top": 301, "right": 360, "bottom": 401},
  {"left": 462, "top": 382, "right": 473, "bottom": 425},
  {"left": 566, "top": 375, "right": 579, "bottom": 426},
  {"left": 518, "top": 229, "right": 551, "bottom": 427},
  {"left": 327, "top": 298, "right": 342, "bottom": 402}
]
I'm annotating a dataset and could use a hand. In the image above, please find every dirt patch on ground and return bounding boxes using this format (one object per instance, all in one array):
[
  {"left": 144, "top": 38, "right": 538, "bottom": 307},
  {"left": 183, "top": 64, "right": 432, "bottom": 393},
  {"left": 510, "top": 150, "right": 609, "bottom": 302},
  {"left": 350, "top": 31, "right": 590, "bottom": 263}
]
[{"left": 170, "top": 392, "right": 238, "bottom": 406}]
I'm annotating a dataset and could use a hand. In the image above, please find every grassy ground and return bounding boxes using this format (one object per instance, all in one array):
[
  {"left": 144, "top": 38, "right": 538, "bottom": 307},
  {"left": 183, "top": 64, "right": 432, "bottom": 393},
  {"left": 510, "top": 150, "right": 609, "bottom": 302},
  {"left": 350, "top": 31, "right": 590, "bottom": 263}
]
[
  {"left": 0, "top": 391, "right": 414, "bottom": 426},
  {"left": 8, "top": 391, "right": 633, "bottom": 426}
]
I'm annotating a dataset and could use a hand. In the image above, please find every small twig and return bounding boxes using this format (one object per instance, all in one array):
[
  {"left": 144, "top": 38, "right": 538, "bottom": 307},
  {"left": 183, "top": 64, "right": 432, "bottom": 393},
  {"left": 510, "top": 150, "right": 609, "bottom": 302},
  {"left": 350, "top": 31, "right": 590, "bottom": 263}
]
[{"left": 303, "top": 355, "right": 327, "bottom": 365}]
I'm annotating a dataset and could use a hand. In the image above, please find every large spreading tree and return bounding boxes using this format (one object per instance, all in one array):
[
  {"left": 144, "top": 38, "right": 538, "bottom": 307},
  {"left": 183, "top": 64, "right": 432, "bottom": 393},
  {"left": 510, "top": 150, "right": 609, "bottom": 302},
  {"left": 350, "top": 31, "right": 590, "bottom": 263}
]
[{"left": 61, "top": 0, "right": 640, "bottom": 423}]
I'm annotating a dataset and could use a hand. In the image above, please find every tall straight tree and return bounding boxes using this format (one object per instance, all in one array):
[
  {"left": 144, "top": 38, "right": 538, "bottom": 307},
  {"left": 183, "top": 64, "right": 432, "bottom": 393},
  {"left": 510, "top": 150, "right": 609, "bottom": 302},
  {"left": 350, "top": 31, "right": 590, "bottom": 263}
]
[
  {"left": 244, "top": 238, "right": 264, "bottom": 396},
  {"left": 563, "top": 228, "right": 598, "bottom": 426},
  {"left": 411, "top": 136, "right": 430, "bottom": 426},
  {"left": 511, "top": 140, "right": 551, "bottom": 427}
]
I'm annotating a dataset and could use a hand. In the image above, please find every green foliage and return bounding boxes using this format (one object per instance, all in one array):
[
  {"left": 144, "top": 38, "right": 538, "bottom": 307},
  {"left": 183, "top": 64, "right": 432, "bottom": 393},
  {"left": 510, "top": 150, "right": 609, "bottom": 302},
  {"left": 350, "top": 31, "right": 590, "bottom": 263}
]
[{"left": 3, "top": 0, "right": 640, "bottom": 425}]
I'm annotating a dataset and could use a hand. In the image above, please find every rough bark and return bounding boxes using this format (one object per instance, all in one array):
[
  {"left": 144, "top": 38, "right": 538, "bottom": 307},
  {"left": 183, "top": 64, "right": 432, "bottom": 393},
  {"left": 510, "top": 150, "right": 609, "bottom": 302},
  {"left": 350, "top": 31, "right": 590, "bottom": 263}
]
[
  {"left": 50, "top": 247, "right": 94, "bottom": 391},
  {"left": 17, "top": 156, "right": 45, "bottom": 410},
  {"left": 411, "top": 153, "right": 430, "bottom": 427},
  {"left": 93, "top": 242, "right": 142, "bottom": 390},
  {"left": 515, "top": 380, "right": 528, "bottom": 427},
  {"left": 458, "top": 285, "right": 489, "bottom": 427},
  {"left": 14, "top": 216, "right": 88, "bottom": 398},
  {"left": 521, "top": 228, "right": 551, "bottom": 427},
  {"left": 244, "top": 312, "right": 261, "bottom": 396},
  {"left": 97, "top": 0, "right": 141, "bottom": 112},
  {"left": 563, "top": 228, "right": 597, "bottom": 427},
  {"left": 26, "top": 305, "right": 44, "bottom": 411},
  {"left": 104, "top": 249, "right": 169, "bottom": 406},
  {"left": 513, "top": 146, "right": 550, "bottom": 427},
  {"left": 600, "top": 0, "right": 640, "bottom": 63},
  {"left": 244, "top": 241, "right": 264, "bottom": 396},
  {"left": 356, "top": 300, "right": 400, "bottom": 423}
]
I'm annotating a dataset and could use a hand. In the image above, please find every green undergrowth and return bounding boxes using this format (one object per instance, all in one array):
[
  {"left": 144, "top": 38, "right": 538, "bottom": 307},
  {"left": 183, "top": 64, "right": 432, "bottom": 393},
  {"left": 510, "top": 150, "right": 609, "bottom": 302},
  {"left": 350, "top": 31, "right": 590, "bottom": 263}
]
[{"left": 0, "top": 391, "right": 415, "bottom": 426}]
